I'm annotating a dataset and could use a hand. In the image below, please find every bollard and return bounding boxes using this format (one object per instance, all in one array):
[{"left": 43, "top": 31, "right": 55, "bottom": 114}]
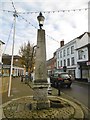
[
  {"left": 58, "top": 82, "right": 61, "bottom": 96},
  {"left": 21, "top": 76, "right": 23, "bottom": 82},
  {"left": 25, "top": 75, "right": 27, "bottom": 84}
]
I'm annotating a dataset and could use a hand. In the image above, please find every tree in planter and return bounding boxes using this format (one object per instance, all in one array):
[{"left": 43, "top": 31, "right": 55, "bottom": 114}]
[{"left": 19, "top": 41, "right": 36, "bottom": 79}]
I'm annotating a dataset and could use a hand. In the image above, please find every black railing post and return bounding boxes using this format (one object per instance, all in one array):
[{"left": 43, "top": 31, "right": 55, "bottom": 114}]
[{"left": 58, "top": 82, "right": 61, "bottom": 96}]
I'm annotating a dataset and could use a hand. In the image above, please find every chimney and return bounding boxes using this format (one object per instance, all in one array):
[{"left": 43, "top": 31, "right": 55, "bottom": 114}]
[{"left": 60, "top": 40, "right": 64, "bottom": 47}]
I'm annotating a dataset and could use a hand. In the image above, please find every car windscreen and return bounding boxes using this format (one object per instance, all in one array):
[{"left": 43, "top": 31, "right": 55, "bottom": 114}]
[
  {"left": 54, "top": 73, "right": 58, "bottom": 77},
  {"left": 59, "top": 73, "right": 70, "bottom": 79}
]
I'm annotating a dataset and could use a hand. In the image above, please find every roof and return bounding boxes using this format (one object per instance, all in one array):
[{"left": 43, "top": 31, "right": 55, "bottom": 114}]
[
  {"left": 57, "top": 32, "right": 90, "bottom": 51},
  {"left": 76, "top": 32, "right": 90, "bottom": 39},
  {"left": 47, "top": 57, "right": 54, "bottom": 64},
  {"left": 0, "top": 40, "right": 5, "bottom": 44}
]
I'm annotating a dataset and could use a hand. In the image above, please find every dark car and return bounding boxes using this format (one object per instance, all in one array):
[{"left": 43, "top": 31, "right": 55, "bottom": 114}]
[{"left": 50, "top": 72, "right": 73, "bottom": 88}]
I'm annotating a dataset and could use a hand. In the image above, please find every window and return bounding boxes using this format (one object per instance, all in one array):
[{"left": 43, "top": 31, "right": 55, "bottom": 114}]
[
  {"left": 57, "top": 61, "right": 59, "bottom": 68},
  {"left": 57, "top": 52, "right": 59, "bottom": 59},
  {"left": 60, "top": 60, "right": 62, "bottom": 67},
  {"left": 64, "top": 59, "right": 66, "bottom": 66},
  {"left": 60, "top": 51, "right": 62, "bottom": 58},
  {"left": 71, "top": 57, "right": 75, "bottom": 65},
  {"left": 67, "top": 58, "right": 70, "bottom": 66},
  {"left": 71, "top": 46, "right": 74, "bottom": 54},
  {"left": 78, "top": 50, "right": 83, "bottom": 59},
  {"left": 63, "top": 49, "right": 66, "bottom": 57},
  {"left": 84, "top": 55, "right": 86, "bottom": 59},
  {"left": 67, "top": 48, "right": 70, "bottom": 56}
]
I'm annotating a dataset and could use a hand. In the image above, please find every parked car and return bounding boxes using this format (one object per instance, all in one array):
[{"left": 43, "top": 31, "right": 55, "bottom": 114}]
[{"left": 50, "top": 72, "right": 73, "bottom": 88}]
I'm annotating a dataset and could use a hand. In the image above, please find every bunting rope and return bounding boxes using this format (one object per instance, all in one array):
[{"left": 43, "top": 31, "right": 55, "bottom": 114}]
[
  {"left": 18, "top": 14, "right": 59, "bottom": 43},
  {"left": 1, "top": 0, "right": 88, "bottom": 44},
  {"left": 10, "top": 0, "right": 16, "bottom": 11},
  {"left": 0, "top": 7, "right": 89, "bottom": 14},
  {"left": 3, "top": 23, "right": 14, "bottom": 54}
]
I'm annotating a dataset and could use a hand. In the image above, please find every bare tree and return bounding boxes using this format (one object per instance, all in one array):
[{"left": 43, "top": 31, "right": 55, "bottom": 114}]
[{"left": 19, "top": 41, "right": 36, "bottom": 75}]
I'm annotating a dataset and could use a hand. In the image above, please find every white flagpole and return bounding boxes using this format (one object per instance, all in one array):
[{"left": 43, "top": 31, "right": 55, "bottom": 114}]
[{"left": 8, "top": 11, "right": 18, "bottom": 97}]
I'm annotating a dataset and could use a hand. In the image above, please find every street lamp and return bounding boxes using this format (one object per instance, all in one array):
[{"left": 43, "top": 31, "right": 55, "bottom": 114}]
[{"left": 37, "top": 12, "right": 45, "bottom": 29}]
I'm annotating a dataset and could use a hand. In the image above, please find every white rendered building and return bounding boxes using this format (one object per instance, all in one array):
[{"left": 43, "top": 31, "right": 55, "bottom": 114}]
[{"left": 56, "top": 32, "right": 90, "bottom": 80}]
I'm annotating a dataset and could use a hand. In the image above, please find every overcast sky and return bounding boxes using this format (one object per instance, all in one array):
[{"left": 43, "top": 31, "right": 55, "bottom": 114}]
[{"left": 0, "top": 0, "right": 89, "bottom": 60}]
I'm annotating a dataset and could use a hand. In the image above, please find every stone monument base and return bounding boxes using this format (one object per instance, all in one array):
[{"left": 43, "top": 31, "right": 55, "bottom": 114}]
[
  {"left": 32, "top": 83, "right": 50, "bottom": 110},
  {"left": 31, "top": 100, "right": 50, "bottom": 110}
]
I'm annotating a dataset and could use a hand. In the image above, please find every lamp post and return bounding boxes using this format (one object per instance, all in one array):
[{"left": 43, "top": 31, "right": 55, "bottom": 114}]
[
  {"left": 37, "top": 12, "right": 45, "bottom": 29},
  {"left": 32, "top": 12, "right": 49, "bottom": 110}
]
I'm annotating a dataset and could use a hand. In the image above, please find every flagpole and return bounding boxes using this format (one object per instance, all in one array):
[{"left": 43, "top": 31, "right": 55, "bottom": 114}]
[{"left": 8, "top": 11, "right": 18, "bottom": 97}]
